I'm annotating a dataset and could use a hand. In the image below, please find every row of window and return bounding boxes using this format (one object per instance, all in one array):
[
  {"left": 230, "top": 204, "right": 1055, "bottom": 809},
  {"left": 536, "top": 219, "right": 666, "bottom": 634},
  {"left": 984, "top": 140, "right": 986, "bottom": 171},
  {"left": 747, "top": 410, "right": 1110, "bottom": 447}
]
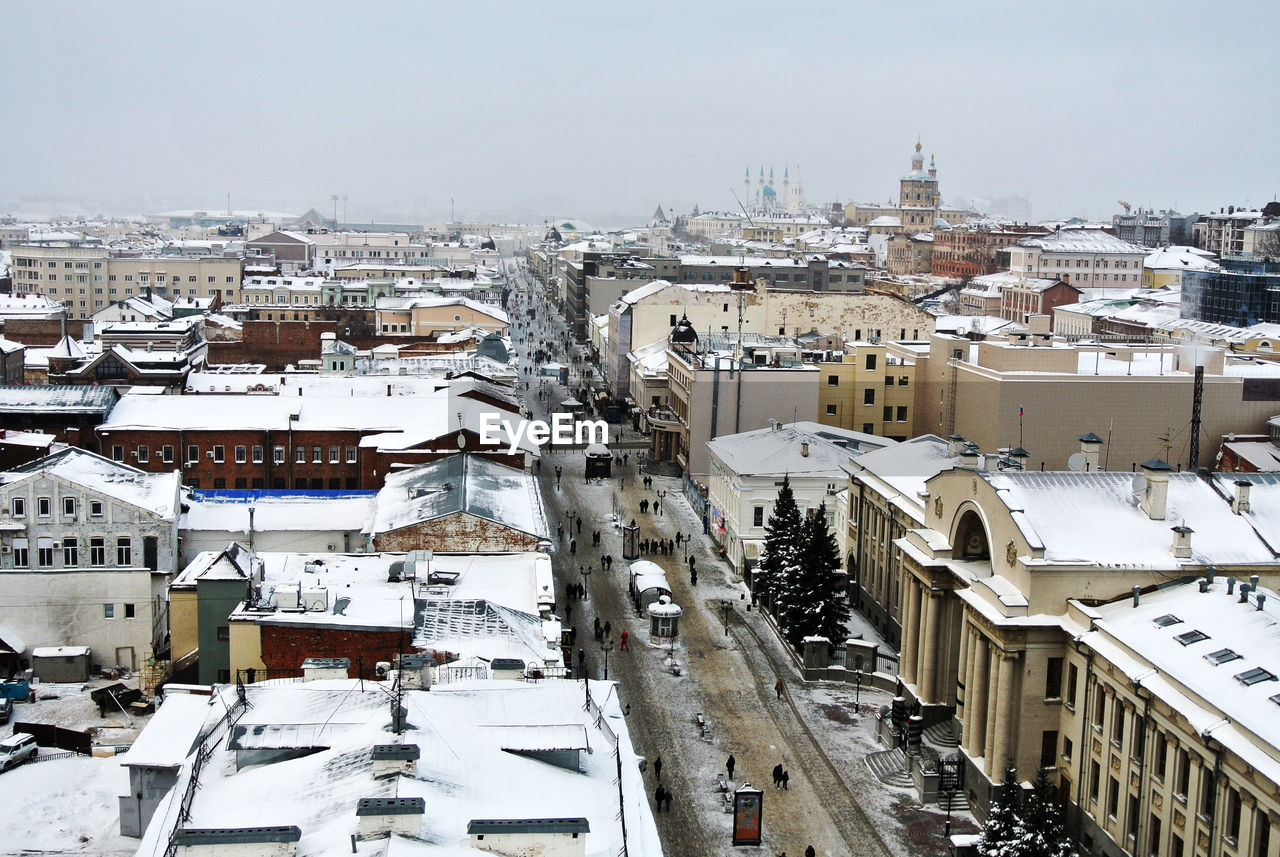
[
  {"left": 10, "top": 536, "right": 131, "bottom": 567},
  {"left": 825, "top": 374, "right": 911, "bottom": 387},
  {"left": 9, "top": 496, "right": 102, "bottom": 519},
  {"left": 111, "top": 444, "right": 358, "bottom": 465},
  {"left": 103, "top": 603, "right": 137, "bottom": 619},
  {"left": 189, "top": 477, "right": 359, "bottom": 490}
]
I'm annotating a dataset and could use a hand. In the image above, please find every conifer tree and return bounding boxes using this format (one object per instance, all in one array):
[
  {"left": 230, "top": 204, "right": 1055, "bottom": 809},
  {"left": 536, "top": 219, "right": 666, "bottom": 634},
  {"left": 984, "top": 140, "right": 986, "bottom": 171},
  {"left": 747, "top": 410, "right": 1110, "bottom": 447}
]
[
  {"left": 978, "top": 767, "right": 1028, "bottom": 857},
  {"left": 780, "top": 502, "right": 849, "bottom": 652},
  {"left": 755, "top": 475, "right": 801, "bottom": 614},
  {"left": 1021, "top": 767, "right": 1078, "bottom": 857}
]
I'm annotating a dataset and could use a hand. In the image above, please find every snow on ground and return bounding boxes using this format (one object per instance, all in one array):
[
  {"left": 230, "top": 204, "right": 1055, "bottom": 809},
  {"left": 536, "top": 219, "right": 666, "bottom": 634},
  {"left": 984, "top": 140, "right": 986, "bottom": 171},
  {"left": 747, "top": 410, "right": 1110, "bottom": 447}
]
[
  {"left": 11, "top": 679, "right": 153, "bottom": 746},
  {"left": 0, "top": 754, "right": 133, "bottom": 856}
]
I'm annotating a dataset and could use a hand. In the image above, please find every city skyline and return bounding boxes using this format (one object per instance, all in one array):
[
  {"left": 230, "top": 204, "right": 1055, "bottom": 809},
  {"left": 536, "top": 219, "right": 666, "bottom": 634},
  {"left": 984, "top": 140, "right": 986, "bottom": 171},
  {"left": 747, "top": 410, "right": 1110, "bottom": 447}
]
[{"left": 2, "top": 1, "right": 1277, "bottom": 226}]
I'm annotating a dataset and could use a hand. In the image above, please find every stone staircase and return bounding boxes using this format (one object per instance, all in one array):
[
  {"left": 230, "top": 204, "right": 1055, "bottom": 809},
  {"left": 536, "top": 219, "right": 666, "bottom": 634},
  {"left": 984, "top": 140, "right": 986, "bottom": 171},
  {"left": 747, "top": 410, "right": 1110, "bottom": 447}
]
[
  {"left": 865, "top": 748, "right": 914, "bottom": 789},
  {"left": 924, "top": 720, "right": 959, "bottom": 749},
  {"left": 937, "top": 788, "right": 970, "bottom": 814}
]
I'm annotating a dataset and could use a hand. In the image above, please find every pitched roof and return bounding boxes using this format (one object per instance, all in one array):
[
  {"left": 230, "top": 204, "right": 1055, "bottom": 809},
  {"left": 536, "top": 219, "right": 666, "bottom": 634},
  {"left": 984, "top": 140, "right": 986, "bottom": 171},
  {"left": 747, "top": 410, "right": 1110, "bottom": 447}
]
[{"left": 2, "top": 447, "right": 180, "bottom": 516}]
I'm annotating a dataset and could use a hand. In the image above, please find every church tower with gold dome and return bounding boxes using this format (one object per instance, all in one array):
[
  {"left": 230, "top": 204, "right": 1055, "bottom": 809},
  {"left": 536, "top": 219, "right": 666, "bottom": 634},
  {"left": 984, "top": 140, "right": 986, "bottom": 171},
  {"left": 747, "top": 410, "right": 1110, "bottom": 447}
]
[{"left": 899, "top": 139, "right": 941, "bottom": 227}]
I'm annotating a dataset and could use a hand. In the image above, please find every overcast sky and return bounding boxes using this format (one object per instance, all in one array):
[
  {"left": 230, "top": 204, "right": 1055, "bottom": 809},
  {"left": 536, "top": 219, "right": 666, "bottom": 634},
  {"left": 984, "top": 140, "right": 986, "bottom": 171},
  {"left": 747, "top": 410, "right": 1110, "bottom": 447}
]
[{"left": 3, "top": 1, "right": 1277, "bottom": 226}]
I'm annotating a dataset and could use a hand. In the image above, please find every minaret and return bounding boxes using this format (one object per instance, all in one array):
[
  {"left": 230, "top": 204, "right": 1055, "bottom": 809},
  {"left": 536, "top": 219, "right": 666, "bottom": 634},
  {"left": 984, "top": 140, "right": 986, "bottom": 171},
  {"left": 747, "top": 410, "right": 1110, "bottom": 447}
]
[
  {"left": 744, "top": 167, "right": 750, "bottom": 205},
  {"left": 782, "top": 166, "right": 790, "bottom": 205},
  {"left": 929, "top": 154, "right": 937, "bottom": 180}
]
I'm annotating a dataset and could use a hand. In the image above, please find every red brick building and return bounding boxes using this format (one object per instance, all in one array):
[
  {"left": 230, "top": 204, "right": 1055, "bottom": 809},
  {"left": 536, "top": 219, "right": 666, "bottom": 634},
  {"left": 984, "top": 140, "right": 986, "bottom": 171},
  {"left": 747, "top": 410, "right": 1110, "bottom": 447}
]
[
  {"left": 931, "top": 225, "right": 1050, "bottom": 279},
  {"left": 999, "top": 278, "right": 1080, "bottom": 323},
  {"left": 95, "top": 392, "right": 533, "bottom": 490}
]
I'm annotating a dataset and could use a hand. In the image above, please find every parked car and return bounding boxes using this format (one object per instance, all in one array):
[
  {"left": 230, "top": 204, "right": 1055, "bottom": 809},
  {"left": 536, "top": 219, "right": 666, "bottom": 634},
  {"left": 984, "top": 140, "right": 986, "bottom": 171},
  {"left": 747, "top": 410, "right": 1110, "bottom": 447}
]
[
  {"left": 0, "top": 698, "right": 11, "bottom": 724},
  {"left": 0, "top": 733, "right": 36, "bottom": 770}
]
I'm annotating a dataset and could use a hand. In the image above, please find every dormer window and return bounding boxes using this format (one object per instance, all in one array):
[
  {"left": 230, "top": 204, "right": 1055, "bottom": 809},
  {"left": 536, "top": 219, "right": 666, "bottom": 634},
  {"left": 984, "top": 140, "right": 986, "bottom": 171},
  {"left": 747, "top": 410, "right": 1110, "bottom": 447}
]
[
  {"left": 1152, "top": 614, "right": 1181, "bottom": 628},
  {"left": 1175, "top": 630, "right": 1209, "bottom": 646},
  {"left": 1204, "top": 648, "right": 1241, "bottom": 666}
]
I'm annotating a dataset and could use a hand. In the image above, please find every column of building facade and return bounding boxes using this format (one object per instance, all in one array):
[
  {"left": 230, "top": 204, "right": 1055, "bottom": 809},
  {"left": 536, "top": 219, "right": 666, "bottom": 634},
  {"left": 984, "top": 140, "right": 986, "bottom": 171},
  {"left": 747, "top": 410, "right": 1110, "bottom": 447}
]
[
  {"left": 955, "top": 614, "right": 971, "bottom": 719},
  {"left": 920, "top": 590, "right": 940, "bottom": 703},
  {"left": 967, "top": 632, "right": 990, "bottom": 759},
  {"left": 899, "top": 575, "right": 920, "bottom": 685},
  {"left": 990, "top": 650, "right": 1019, "bottom": 781},
  {"left": 983, "top": 643, "right": 1002, "bottom": 768}
]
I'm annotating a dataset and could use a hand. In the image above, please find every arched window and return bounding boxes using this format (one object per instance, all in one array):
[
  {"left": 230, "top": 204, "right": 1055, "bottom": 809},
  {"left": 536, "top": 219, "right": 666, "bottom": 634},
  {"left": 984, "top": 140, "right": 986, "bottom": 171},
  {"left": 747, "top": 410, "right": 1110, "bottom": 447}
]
[{"left": 954, "top": 509, "right": 990, "bottom": 561}]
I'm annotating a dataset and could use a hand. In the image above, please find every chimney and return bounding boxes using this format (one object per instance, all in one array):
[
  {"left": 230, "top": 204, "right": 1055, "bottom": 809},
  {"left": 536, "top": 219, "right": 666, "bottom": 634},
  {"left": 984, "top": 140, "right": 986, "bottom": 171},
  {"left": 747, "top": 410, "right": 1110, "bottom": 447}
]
[
  {"left": 1171, "top": 524, "right": 1193, "bottom": 559},
  {"left": 959, "top": 442, "right": 980, "bottom": 470},
  {"left": 1227, "top": 577, "right": 1236, "bottom": 595},
  {"left": 172, "top": 827, "right": 301, "bottom": 857},
  {"left": 1132, "top": 585, "right": 1141, "bottom": 608},
  {"left": 948, "top": 433, "right": 966, "bottom": 455},
  {"left": 1258, "top": 593, "right": 1268, "bottom": 612},
  {"left": 370, "top": 744, "right": 420, "bottom": 779},
  {"left": 356, "top": 798, "right": 425, "bottom": 838},
  {"left": 1251, "top": 574, "right": 1261, "bottom": 591},
  {"left": 1240, "top": 583, "right": 1252, "bottom": 603},
  {"left": 1206, "top": 566, "right": 1216, "bottom": 585},
  {"left": 800, "top": 441, "right": 809, "bottom": 458},
  {"left": 1078, "top": 432, "right": 1104, "bottom": 471},
  {"left": 1233, "top": 480, "right": 1252, "bottom": 514},
  {"left": 1139, "top": 458, "right": 1173, "bottom": 520}
]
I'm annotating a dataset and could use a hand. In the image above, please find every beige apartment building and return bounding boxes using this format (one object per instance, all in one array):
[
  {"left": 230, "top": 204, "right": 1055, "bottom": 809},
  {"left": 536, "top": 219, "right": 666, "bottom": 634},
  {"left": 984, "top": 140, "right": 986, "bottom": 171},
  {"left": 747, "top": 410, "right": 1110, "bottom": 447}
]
[
  {"left": 374, "top": 296, "right": 509, "bottom": 336},
  {"left": 904, "top": 323, "right": 1280, "bottom": 470},
  {"left": 816, "top": 343, "right": 917, "bottom": 439},
  {"left": 11, "top": 243, "right": 242, "bottom": 319},
  {"left": 1005, "top": 230, "right": 1147, "bottom": 289},
  {"left": 607, "top": 279, "right": 934, "bottom": 399},
  {"left": 658, "top": 326, "right": 819, "bottom": 478}
]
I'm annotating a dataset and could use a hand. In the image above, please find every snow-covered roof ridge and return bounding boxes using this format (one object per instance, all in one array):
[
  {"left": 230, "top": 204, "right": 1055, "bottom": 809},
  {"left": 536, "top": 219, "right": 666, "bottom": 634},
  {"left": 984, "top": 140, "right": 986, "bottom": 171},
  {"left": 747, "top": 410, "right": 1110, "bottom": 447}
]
[{"left": 707, "top": 421, "right": 892, "bottom": 477}]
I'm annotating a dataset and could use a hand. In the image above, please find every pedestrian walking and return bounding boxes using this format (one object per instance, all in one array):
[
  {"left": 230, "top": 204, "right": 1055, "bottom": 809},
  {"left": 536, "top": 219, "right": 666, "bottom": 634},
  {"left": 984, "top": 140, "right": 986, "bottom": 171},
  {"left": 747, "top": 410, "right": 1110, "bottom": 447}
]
[
  {"left": 654, "top": 785, "right": 665, "bottom": 811},
  {"left": 557, "top": 524, "right": 564, "bottom": 541},
  {"left": 805, "top": 846, "right": 815, "bottom": 857},
  {"left": 604, "top": 620, "right": 612, "bottom": 638},
  {"left": 772, "top": 764, "right": 783, "bottom": 789},
  {"left": 576, "top": 518, "right": 582, "bottom": 535},
  {"left": 690, "top": 567, "right": 697, "bottom": 586},
  {"left": 570, "top": 539, "right": 576, "bottom": 556},
  {"left": 663, "top": 789, "right": 673, "bottom": 813},
  {"left": 726, "top": 754, "right": 736, "bottom": 780},
  {"left": 781, "top": 770, "right": 789, "bottom": 790},
  {"left": 640, "top": 499, "right": 649, "bottom": 514},
  {"left": 594, "top": 617, "right": 601, "bottom": 635},
  {"left": 775, "top": 677, "right": 784, "bottom": 699},
  {"left": 624, "top": 452, "right": 629, "bottom": 466},
  {"left": 655, "top": 499, "right": 661, "bottom": 516},
  {"left": 620, "top": 630, "right": 629, "bottom": 650},
  {"left": 653, "top": 756, "right": 662, "bottom": 782}
]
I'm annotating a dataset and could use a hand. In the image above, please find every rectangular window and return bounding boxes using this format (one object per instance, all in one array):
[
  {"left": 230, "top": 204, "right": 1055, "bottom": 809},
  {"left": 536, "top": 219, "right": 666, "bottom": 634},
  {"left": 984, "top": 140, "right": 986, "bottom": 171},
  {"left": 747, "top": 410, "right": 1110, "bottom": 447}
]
[
  {"left": 1040, "top": 730, "right": 1058, "bottom": 770},
  {"left": 1225, "top": 786, "right": 1241, "bottom": 842},
  {"left": 234, "top": 445, "right": 246, "bottom": 464},
  {"left": 1108, "top": 775, "right": 1119, "bottom": 819},
  {"left": 90, "top": 500, "right": 104, "bottom": 518},
  {"left": 753, "top": 506, "right": 764, "bottom": 527},
  {"left": 1112, "top": 703, "right": 1125, "bottom": 744},
  {"left": 11, "top": 538, "right": 27, "bottom": 568},
  {"left": 826, "top": 375, "right": 839, "bottom": 386},
  {"left": 296, "top": 446, "right": 306, "bottom": 464},
  {"left": 345, "top": 446, "right": 356, "bottom": 463},
  {"left": 1154, "top": 733, "right": 1167, "bottom": 778},
  {"left": 1062, "top": 736, "right": 1073, "bottom": 762},
  {"left": 825, "top": 404, "right": 837, "bottom": 416},
  {"left": 217, "top": 626, "right": 230, "bottom": 641},
  {"left": 313, "top": 446, "right": 322, "bottom": 464},
  {"left": 9, "top": 498, "right": 22, "bottom": 518},
  {"left": 1093, "top": 688, "right": 1106, "bottom": 728},
  {"left": 213, "top": 445, "right": 225, "bottom": 463},
  {"left": 273, "top": 446, "right": 285, "bottom": 464},
  {"left": 1175, "top": 748, "right": 1190, "bottom": 797},
  {"left": 866, "top": 354, "right": 877, "bottom": 370},
  {"left": 1089, "top": 760, "right": 1101, "bottom": 803},
  {"left": 329, "top": 445, "right": 340, "bottom": 464},
  {"left": 863, "top": 389, "right": 875, "bottom": 405},
  {"left": 90, "top": 537, "right": 106, "bottom": 566},
  {"left": 1148, "top": 814, "right": 1161, "bottom": 857},
  {"left": 1127, "top": 794, "right": 1140, "bottom": 840},
  {"left": 883, "top": 405, "right": 892, "bottom": 421},
  {"left": 213, "top": 478, "right": 226, "bottom": 489},
  {"left": 252, "top": 445, "right": 263, "bottom": 464},
  {"left": 37, "top": 497, "right": 51, "bottom": 518},
  {"left": 895, "top": 406, "right": 908, "bottom": 422},
  {"left": 161, "top": 445, "right": 174, "bottom": 463},
  {"left": 1199, "top": 768, "right": 1215, "bottom": 819},
  {"left": 103, "top": 604, "right": 115, "bottom": 619},
  {"left": 116, "top": 537, "right": 132, "bottom": 566},
  {"left": 137, "top": 445, "right": 149, "bottom": 464},
  {"left": 1045, "top": 657, "right": 1063, "bottom": 699},
  {"left": 63, "top": 537, "right": 78, "bottom": 566},
  {"left": 62, "top": 496, "right": 76, "bottom": 517},
  {"left": 37, "top": 538, "right": 54, "bottom": 567},
  {"left": 123, "top": 603, "right": 135, "bottom": 619},
  {"left": 188, "top": 444, "right": 199, "bottom": 464}
]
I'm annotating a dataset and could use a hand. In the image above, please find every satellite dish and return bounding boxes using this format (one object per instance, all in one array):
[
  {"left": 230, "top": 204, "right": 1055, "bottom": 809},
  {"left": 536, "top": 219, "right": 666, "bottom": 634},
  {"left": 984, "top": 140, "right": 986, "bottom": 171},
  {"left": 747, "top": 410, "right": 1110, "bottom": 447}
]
[
  {"left": 1131, "top": 473, "right": 1148, "bottom": 493},
  {"left": 1067, "top": 453, "right": 1087, "bottom": 472}
]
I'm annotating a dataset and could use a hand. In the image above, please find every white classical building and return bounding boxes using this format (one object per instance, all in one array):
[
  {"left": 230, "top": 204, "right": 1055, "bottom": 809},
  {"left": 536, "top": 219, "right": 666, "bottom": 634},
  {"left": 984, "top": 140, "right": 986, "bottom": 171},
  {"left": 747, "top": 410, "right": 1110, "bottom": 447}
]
[
  {"left": 1005, "top": 229, "right": 1147, "bottom": 288},
  {"left": 706, "top": 421, "right": 892, "bottom": 578}
]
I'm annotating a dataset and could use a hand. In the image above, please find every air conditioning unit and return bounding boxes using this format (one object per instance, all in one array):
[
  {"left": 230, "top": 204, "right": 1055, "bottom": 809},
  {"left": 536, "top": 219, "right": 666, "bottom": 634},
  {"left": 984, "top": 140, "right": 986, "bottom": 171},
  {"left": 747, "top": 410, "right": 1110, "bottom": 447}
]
[
  {"left": 374, "top": 661, "right": 391, "bottom": 677},
  {"left": 0, "top": 546, "right": 9, "bottom": 554},
  {"left": 300, "top": 588, "right": 328, "bottom": 612},
  {"left": 206, "top": 451, "right": 215, "bottom": 458},
  {"left": 129, "top": 451, "right": 137, "bottom": 458}
]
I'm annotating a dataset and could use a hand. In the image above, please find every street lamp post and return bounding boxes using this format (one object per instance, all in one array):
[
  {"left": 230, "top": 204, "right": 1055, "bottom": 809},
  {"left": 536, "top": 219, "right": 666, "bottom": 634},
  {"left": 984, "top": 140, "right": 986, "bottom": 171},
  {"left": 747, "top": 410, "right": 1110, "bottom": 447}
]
[
  {"left": 720, "top": 600, "right": 733, "bottom": 636},
  {"left": 581, "top": 564, "right": 591, "bottom": 603},
  {"left": 599, "top": 637, "right": 614, "bottom": 680}
]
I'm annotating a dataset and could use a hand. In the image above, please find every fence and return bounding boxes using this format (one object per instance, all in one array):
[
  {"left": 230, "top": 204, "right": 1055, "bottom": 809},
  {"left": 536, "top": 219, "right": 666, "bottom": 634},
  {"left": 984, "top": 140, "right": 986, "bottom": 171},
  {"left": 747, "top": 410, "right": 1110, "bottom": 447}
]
[{"left": 13, "top": 722, "right": 91, "bottom": 755}]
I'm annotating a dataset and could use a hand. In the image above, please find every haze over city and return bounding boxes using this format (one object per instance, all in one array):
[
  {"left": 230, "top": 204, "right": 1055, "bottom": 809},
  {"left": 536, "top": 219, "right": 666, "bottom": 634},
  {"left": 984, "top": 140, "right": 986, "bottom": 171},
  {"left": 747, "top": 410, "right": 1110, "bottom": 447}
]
[{"left": 4, "top": 0, "right": 1278, "bottom": 225}]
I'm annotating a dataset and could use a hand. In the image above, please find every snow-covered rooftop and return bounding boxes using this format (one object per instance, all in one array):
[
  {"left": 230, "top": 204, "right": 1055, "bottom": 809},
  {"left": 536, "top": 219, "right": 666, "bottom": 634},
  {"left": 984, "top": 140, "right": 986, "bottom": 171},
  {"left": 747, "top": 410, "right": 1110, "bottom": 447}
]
[
  {"left": 707, "top": 421, "right": 891, "bottom": 478},
  {"left": 982, "top": 470, "right": 1277, "bottom": 568},
  {"left": 135, "top": 680, "right": 654, "bottom": 857},
  {"left": 1013, "top": 229, "right": 1147, "bottom": 255},
  {"left": 1, "top": 448, "right": 179, "bottom": 517},
  {"left": 371, "top": 455, "right": 548, "bottom": 541},
  {"left": 1144, "top": 245, "right": 1220, "bottom": 272}
]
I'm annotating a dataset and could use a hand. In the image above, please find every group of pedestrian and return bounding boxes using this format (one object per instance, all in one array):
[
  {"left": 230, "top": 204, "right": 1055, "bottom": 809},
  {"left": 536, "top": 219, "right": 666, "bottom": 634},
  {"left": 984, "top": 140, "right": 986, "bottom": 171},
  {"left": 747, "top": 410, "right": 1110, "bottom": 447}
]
[
  {"left": 598, "top": 554, "right": 614, "bottom": 570},
  {"left": 565, "top": 581, "right": 587, "bottom": 602},
  {"left": 638, "top": 537, "right": 676, "bottom": 556},
  {"left": 771, "top": 763, "right": 790, "bottom": 790}
]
